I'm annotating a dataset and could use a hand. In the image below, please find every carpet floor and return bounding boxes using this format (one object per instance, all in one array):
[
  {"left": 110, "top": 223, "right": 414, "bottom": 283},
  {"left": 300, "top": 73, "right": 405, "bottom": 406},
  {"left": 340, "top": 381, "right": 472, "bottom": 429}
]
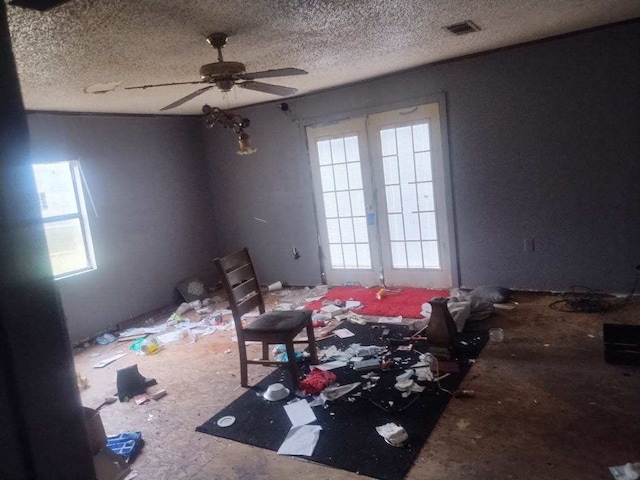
[
  {"left": 305, "top": 286, "right": 450, "bottom": 319},
  {"left": 196, "top": 323, "right": 487, "bottom": 480}
]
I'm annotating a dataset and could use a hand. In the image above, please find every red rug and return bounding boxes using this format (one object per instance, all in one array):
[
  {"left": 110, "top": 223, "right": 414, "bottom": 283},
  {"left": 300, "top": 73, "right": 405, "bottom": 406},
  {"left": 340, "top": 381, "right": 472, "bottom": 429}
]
[{"left": 305, "top": 286, "right": 449, "bottom": 319}]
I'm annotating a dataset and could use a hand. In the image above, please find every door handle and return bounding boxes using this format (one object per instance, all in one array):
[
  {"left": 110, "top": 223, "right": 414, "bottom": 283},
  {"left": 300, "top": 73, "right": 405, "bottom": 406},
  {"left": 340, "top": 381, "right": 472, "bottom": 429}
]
[{"left": 367, "top": 213, "right": 376, "bottom": 226}]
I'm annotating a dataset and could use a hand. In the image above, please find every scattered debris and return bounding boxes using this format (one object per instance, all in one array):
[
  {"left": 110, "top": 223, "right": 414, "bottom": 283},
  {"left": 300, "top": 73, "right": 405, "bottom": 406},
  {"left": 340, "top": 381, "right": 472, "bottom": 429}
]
[
  {"left": 454, "top": 389, "right": 476, "bottom": 398},
  {"left": 175, "top": 302, "right": 192, "bottom": 315},
  {"left": 217, "top": 415, "right": 236, "bottom": 427},
  {"left": 116, "top": 364, "right": 156, "bottom": 402},
  {"left": 155, "top": 330, "right": 186, "bottom": 344},
  {"left": 263, "top": 383, "right": 290, "bottom": 402},
  {"left": 456, "top": 419, "right": 471, "bottom": 430},
  {"left": 334, "top": 328, "right": 355, "bottom": 338},
  {"left": 277, "top": 424, "right": 322, "bottom": 456},
  {"left": 107, "top": 431, "right": 143, "bottom": 463},
  {"left": 346, "top": 312, "right": 367, "bottom": 325},
  {"left": 93, "top": 353, "right": 127, "bottom": 369},
  {"left": 609, "top": 462, "right": 640, "bottom": 480},
  {"left": 284, "top": 398, "right": 317, "bottom": 426},
  {"left": 376, "top": 422, "right": 408, "bottom": 447},
  {"left": 147, "top": 385, "right": 167, "bottom": 401},
  {"left": 321, "top": 382, "right": 360, "bottom": 401},
  {"left": 300, "top": 368, "right": 337, "bottom": 395},
  {"left": 353, "top": 358, "right": 381, "bottom": 372},
  {"left": 489, "top": 328, "right": 504, "bottom": 342},
  {"left": 96, "top": 396, "right": 118, "bottom": 410},
  {"left": 76, "top": 373, "right": 90, "bottom": 390},
  {"left": 321, "top": 304, "right": 343, "bottom": 317},
  {"left": 124, "top": 470, "right": 139, "bottom": 480},
  {"left": 95, "top": 333, "right": 117, "bottom": 345},
  {"left": 129, "top": 337, "right": 162, "bottom": 355},
  {"left": 378, "top": 316, "right": 403, "bottom": 324},
  {"left": 394, "top": 379, "right": 424, "bottom": 393},
  {"left": 134, "top": 393, "right": 151, "bottom": 405},
  {"left": 119, "top": 325, "right": 167, "bottom": 338},
  {"left": 188, "top": 299, "right": 203, "bottom": 310}
]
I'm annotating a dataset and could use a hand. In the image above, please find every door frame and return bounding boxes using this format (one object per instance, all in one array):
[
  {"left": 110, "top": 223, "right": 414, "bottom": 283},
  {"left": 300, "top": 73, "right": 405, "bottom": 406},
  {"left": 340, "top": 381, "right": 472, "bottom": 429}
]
[{"left": 300, "top": 92, "right": 459, "bottom": 287}]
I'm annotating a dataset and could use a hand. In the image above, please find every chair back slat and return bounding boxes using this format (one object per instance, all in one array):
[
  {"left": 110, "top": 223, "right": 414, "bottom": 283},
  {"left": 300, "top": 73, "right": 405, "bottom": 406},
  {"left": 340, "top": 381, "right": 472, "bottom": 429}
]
[
  {"left": 225, "top": 263, "right": 255, "bottom": 288},
  {"left": 231, "top": 278, "right": 261, "bottom": 306},
  {"left": 218, "top": 249, "right": 251, "bottom": 273},
  {"left": 214, "top": 248, "right": 266, "bottom": 328},
  {"left": 235, "top": 293, "right": 262, "bottom": 317}
]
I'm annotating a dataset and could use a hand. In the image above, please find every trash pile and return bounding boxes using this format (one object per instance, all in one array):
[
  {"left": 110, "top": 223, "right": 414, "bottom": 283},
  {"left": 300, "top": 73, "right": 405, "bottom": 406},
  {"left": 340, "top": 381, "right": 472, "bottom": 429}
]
[{"left": 258, "top": 340, "right": 453, "bottom": 457}]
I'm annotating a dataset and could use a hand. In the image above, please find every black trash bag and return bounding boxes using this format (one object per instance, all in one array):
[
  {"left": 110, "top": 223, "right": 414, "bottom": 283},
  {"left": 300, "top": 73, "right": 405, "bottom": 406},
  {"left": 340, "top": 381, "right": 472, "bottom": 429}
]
[{"left": 116, "top": 364, "right": 156, "bottom": 401}]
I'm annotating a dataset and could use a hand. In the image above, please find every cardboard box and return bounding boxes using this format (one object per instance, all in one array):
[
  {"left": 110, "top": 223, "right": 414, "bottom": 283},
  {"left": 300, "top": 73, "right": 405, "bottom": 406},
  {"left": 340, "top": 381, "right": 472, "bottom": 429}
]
[
  {"left": 83, "top": 407, "right": 107, "bottom": 455},
  {"left": 93, "top": 447, "right": 130, "bottom": 480}
]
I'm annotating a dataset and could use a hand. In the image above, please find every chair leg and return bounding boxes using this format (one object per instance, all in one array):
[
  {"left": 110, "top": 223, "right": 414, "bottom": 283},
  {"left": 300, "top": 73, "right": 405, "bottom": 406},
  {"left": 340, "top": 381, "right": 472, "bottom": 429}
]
[
  {"left": 238, "top": 342, "right": 249, "bottom": 387},
  {"left": 306, "top": 321, "right": 319, "bottom": 364},
  {"left": 285, "top": 342, "right": 300, "bottom": 388},
  {"left": 262, "top": 342, "right": 270, "bottom": 361}
]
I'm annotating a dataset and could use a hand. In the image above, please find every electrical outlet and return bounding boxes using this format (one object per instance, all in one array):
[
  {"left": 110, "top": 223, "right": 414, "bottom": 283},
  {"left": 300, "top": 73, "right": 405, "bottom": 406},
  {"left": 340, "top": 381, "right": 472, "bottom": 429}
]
[{"left": 523, "top": 238, "right": 535, "bottom": 252}]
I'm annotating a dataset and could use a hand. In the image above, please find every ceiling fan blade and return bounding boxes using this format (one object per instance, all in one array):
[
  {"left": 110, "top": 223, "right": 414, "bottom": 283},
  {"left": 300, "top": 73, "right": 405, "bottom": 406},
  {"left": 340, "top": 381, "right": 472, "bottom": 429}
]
[
  {"left": 160, "top": 86, "right": 215, "bottom": 111},
  {"left": 125, "top": 81, "right": 206, "bottom": 91},
  {"left": 238, "top": 81, "right": 298, "bottom": 97},
  {"left": 238, "top": 68, "right": 307, "bottom": 80}
]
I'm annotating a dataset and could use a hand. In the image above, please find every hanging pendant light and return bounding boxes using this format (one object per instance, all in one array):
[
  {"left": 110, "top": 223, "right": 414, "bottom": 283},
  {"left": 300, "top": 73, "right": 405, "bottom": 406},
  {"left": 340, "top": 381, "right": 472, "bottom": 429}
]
[
  {"left": 202, "top": 104, "right": 257, "bottom": 155},
  {"left": 237, "top": 133, "right": 257, "bottom": 155}
]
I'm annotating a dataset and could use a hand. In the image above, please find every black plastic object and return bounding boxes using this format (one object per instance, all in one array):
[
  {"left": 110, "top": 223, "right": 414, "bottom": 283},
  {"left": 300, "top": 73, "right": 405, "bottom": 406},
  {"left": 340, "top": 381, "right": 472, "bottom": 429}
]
[
  {"left": 8, "top": 0, "right": 71, "bottom": 11},
  {"left": 116, "top": 365, "right": 156, "bottom": 401},
  {"left": 603, "top": 323, "right": 640, "bottom": 365}
]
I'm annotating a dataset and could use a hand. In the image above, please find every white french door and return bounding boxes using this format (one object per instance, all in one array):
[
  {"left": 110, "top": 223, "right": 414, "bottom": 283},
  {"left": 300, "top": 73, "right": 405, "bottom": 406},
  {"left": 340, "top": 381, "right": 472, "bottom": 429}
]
[
  {"left": 307, "top": 118, "right": 382, "bottom": 286},
  {"left": 307, "top": 103, "right": 453, "bottom": 288}
]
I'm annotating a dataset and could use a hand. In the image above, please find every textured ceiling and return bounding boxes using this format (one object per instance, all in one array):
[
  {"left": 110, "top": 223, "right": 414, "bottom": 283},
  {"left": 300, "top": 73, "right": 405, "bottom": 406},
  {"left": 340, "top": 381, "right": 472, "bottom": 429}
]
[{"left": 7, "top": 0, "right": 640, "bottom": 115}]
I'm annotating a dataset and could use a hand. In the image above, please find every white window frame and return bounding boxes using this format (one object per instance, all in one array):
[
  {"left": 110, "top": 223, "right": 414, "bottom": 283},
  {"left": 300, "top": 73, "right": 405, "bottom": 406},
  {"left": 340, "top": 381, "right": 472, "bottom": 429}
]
[{"left": 32, "top": 160, "right": 96, "bottom": 279}]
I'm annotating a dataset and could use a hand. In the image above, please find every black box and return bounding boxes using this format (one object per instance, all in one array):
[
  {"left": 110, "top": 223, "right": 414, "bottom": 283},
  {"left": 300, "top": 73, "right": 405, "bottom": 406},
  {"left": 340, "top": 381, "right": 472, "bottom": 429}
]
[{"left": 603, "top": 323, "right": 640, "bottom": 365}]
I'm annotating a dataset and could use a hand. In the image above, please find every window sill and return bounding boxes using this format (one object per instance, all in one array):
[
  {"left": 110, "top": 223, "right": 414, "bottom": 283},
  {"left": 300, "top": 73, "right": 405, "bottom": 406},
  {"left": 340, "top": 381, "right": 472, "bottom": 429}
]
[{"left": 54, "top": 267, "right": 96, "bottom": 281}]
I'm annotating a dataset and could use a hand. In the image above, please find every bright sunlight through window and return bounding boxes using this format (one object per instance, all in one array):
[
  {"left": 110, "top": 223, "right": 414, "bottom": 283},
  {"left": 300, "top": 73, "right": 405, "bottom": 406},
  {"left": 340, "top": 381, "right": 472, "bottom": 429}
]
[{"left": 32, "top": 161, "right": 96, "bottom": 278}]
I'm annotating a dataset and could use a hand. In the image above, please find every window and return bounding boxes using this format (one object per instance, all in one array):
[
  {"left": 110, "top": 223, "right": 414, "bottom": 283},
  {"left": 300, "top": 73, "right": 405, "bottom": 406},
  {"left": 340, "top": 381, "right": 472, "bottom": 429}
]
[{"left": 32, "top": 161, "right": 96, "bottom": 278}]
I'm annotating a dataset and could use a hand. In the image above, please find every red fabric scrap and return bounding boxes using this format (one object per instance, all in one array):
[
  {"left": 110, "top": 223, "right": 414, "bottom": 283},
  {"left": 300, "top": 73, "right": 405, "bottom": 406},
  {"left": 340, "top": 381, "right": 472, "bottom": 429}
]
[{"left": 300, "top": 368, "right": 337, "bottom": 395}]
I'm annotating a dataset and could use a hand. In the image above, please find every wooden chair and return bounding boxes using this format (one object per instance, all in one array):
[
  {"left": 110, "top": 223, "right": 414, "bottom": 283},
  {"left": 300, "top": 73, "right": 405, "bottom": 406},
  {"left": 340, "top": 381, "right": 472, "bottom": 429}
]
[{"left": 214, "top": 247, "right": 319, "bottom": 387}]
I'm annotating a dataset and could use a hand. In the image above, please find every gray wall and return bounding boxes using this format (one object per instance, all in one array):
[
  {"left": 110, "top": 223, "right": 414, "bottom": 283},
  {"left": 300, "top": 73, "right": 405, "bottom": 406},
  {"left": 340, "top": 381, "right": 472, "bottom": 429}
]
[
  {"left": 27, "top": 114, "right": 217, "bottom": 343},
  {"left": 204, "top": 22, "right": 640, "bottom": 292}
]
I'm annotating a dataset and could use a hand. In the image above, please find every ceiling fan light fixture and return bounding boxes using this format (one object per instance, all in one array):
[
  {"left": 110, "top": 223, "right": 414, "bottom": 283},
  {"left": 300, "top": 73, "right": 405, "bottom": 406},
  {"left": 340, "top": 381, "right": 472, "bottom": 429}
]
[
  {"left": 216, "top": 79, "right": 235, "bottom": 92},
  {"left": 237, "top": 133, "right": 257, "bottom": 156}
]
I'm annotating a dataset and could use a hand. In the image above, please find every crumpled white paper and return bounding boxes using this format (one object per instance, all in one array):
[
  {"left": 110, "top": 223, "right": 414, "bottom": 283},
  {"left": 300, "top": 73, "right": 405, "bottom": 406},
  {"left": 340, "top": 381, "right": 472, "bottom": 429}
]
[{"left": 376, "top": 422, "right": 409, "bottom": 445}]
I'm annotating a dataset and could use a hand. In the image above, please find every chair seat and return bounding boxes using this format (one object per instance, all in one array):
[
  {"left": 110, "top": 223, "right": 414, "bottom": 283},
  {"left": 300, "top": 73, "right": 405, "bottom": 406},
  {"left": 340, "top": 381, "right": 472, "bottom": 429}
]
[{"left": 244, "top": 310, "right": 311, "bottom": 334}]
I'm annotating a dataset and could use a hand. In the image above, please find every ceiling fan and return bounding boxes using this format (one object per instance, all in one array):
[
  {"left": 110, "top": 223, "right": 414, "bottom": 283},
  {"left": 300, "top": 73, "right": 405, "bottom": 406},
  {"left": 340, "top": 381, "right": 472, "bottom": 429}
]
[{"left": 125, "top": 32, "right": 307, "bottom": 111}]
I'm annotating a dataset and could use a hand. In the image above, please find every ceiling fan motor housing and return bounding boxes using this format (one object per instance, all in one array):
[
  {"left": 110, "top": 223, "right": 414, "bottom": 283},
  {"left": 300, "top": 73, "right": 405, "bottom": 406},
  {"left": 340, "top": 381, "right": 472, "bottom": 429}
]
[{"left": 200, "top": 61, "right": 246, "bottom": 80}]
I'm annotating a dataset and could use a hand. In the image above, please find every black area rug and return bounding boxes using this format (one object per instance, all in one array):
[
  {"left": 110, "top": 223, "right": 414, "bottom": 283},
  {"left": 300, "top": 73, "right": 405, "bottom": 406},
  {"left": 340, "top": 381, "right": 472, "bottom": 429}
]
[{"left": 197, "top": 323, "right": 487, "bottom": 480}]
